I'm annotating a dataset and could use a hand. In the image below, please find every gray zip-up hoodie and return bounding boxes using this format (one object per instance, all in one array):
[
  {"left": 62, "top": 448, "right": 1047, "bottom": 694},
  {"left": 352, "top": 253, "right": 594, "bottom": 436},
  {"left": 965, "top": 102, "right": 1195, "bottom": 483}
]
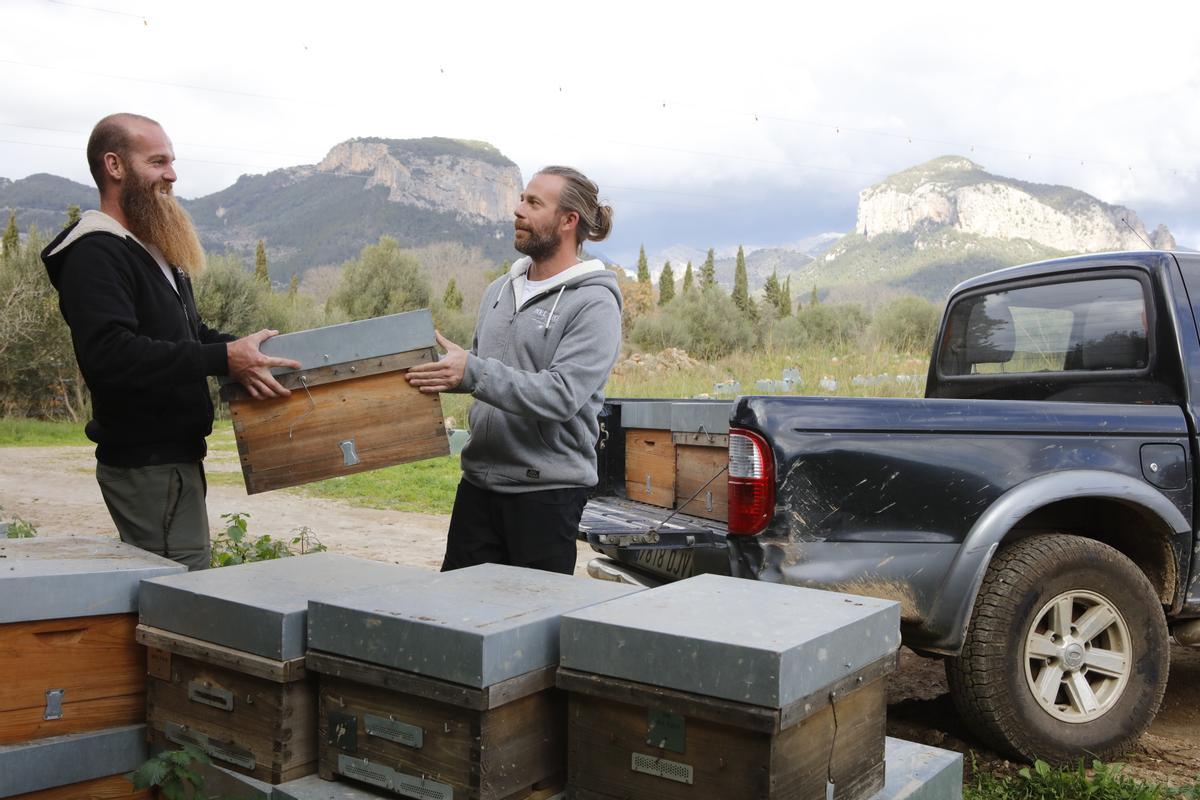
[{"left": 457, "top": 256, "right": 623, "bottom": 493}]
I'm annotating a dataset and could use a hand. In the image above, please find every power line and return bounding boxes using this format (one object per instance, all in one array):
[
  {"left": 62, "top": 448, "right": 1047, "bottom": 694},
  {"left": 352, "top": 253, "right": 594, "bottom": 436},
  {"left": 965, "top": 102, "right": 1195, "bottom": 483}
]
[
  {"left": 0, "top": 122, "right": 314, "bottom": 160},
  {"left": 0, "top": 58, "right": 296, "bottom": 103},
  {"left": 47, "top": 0, "right": 148, "bottom": 20}
]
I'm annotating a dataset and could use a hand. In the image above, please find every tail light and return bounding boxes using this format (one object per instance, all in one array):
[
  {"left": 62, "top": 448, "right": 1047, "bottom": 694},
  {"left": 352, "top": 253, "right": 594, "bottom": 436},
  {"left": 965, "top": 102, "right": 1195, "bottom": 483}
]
[{"left": 727, "top": 427, "right": 775, "bottom": 535}]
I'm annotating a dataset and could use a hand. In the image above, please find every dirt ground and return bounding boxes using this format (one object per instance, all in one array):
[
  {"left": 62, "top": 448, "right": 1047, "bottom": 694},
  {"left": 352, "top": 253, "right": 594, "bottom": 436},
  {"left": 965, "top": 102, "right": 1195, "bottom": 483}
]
[{"left": 2, "top": 445, "right": 1198, "bottom": 786}]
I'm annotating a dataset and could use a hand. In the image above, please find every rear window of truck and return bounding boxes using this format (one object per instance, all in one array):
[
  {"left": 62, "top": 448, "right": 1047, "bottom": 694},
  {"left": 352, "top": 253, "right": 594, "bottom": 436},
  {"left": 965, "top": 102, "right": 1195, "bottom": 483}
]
[{"left": 938, "top": 278, "right": 1149, "bottom": 376}]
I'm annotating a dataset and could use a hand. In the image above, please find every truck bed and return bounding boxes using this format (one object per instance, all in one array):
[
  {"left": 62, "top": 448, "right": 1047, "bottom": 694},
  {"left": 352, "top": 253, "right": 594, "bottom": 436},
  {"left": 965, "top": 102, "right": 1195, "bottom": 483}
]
[{"left": 580, "top": 496, "right": 730, "bottom": 581}]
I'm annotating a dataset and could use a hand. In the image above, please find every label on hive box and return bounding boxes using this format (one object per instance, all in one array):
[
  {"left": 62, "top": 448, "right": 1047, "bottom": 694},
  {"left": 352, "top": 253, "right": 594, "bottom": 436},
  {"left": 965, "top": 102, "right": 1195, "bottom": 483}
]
[
  {"left": 337, "top": 754, "right": 453, "bottom": 800},
  {"left": 631, "top": 752, "right": 694, "bottom": 785}
]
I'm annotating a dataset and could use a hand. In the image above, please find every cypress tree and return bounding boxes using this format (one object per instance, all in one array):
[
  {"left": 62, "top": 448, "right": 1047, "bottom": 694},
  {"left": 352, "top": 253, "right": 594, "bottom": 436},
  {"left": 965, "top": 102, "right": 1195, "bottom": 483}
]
[
  {"left": 763, "top": 269, "right": 782, "bottom": 313},
  {"left": 2, "top": 211, "right": 17, "bottom": 263},
  {"left": 780, "top": 275, "right": 792, "bottom": 317},
  {"left": 443, "top": 277, "right": 464, "bottom": 311},
  {"left": 811, "top": 284, "right": 819, "bottom": 306},
  {"left": 732, "top": 245, "right": 754, "bottom": 318},
  {"left": 682, "top": 261, "right": 694, "bottom": 294},
  {"left": 254, "top": 240, "right": 269, "bottom": 285},
  {"left": 658, "top": 261, "right": 676, "bottom": 305},
  {"left": 699, "top": 248, "right": 716, "bottom": 289},
  {"left": 636, "top": 245, "right": 650, "bottom": 285}
]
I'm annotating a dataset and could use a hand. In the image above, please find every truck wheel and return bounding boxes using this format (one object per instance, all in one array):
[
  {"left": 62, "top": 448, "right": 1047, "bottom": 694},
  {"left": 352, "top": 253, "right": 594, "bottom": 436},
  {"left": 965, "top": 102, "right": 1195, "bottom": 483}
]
[{"left": 945, "top": 534, "right": 1169, "bottom": 763}]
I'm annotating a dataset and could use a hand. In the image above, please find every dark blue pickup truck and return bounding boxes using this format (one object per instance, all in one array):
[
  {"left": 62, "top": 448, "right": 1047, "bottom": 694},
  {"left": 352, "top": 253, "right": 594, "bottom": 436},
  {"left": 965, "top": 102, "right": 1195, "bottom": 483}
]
[{"left": 580, "top": 251, "right": 1200, "bottom": 764}]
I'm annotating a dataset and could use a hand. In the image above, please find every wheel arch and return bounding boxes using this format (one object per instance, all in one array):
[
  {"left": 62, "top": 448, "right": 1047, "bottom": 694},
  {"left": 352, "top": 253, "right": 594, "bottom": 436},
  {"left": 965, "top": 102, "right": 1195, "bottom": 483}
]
[{"left": 924, "top": 469, "right": 1187, "bottom": 655}]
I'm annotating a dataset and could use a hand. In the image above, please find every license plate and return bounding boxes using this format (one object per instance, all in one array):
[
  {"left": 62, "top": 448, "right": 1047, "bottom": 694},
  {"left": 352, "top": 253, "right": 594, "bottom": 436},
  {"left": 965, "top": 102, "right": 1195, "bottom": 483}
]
[{"left": 634, "top": 548, "right": 694, "bottom": 580}]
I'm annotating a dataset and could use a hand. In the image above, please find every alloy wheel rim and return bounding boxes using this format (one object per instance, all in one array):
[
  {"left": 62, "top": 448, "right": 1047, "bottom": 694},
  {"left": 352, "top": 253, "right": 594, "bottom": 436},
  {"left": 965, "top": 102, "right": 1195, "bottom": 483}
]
[{"left": 1023, "top": 589, "right": 1132, "bottom": 723}]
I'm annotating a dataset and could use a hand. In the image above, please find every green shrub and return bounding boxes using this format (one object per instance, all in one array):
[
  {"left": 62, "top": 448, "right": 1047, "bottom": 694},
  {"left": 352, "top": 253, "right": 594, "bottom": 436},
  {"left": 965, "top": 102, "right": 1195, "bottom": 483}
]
[
  {"left": 631, "top": 288, "right": 754, "bottom": 359},
  {"left": 871, "top": 295, "right": 941, "bottom": 351},
  {"left": 210, "top": 512, "right": 326, "bottom": 567},
  {"left": 772, "top": 303, "right": 870, "bottom": 350}
]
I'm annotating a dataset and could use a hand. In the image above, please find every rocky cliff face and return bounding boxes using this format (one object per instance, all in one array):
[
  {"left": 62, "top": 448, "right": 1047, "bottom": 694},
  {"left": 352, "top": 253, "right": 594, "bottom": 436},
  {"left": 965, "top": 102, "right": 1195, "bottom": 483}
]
[
  {"left": 855, "top": 156, "right": 1175, "bottom": 253},
  {"left": 316, "top": 137, "right": 522, "bottom": 223}
]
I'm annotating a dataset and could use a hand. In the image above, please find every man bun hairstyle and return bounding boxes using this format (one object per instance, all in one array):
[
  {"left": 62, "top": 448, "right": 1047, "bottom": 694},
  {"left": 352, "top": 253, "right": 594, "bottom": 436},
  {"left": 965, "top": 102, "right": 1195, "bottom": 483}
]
[
  {"left": 537, "top": 165, "right": 613, "bottom": 247},
  {"left": 86, "top": 112, "right": 161, "bottom": 188}
]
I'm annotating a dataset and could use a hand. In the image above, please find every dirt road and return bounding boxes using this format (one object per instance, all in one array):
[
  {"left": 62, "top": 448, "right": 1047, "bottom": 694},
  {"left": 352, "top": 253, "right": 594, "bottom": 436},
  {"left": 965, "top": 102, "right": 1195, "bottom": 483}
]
[{"left": 2, "top": 445, "right": 1197, "bottom": 785}]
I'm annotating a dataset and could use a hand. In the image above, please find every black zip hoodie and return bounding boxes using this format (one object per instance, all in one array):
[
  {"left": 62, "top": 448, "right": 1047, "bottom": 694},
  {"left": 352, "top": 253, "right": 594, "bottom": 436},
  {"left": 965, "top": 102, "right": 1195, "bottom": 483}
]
[{"left": 42, "top": 211, "right": 235, "bottom": 467}]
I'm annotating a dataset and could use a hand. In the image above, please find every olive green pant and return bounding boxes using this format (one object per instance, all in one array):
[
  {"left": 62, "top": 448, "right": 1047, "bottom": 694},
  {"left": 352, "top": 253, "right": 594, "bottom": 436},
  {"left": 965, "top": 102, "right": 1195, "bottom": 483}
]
[{"left": 95, "top": 461, "right": 210, "bottom": 570}]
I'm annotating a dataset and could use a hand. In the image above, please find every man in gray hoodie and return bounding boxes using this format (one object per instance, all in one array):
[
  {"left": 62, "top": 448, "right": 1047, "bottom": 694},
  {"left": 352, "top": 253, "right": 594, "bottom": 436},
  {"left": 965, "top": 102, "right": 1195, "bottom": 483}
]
[{"left": 407, "top": 166, "right": 622, "bottom": 574}]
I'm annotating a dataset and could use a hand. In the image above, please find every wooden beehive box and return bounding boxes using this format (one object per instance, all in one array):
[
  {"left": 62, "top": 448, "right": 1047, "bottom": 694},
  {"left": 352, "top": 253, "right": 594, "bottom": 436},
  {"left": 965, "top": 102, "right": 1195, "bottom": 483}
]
[
  {"left": 558, "top": 574, "right": 901, "bottom": 800},
  {"left": 137, "top": 554, "right": 433, "bottom": 785},
  {"left": 670, "top": 403, "right": 730, "bottom": 523},
  {"left": 1, "top": 724, "right": 150, "bottom": 799},
  {"left": 0, "top": 537, "right": 183, "bottom": 748},
  {"left": 306, "top": 564, "right": 642, "bottom": 800},
  {"left": 221, "top": 309, "right": 449, "bottom": 494}
]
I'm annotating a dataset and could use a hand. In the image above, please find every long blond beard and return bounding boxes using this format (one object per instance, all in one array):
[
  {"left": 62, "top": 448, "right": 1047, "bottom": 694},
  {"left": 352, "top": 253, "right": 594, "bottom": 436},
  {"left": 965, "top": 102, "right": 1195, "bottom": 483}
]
[{"left": 121, "top": 176, "right": 207, "bottom": 277}]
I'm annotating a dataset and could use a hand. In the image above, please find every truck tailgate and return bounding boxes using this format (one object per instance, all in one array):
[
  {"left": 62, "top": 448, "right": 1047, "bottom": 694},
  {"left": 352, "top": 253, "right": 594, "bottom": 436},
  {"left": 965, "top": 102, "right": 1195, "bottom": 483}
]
[{"left": 579, "top": 496, "right": 731, "bottom": 581}]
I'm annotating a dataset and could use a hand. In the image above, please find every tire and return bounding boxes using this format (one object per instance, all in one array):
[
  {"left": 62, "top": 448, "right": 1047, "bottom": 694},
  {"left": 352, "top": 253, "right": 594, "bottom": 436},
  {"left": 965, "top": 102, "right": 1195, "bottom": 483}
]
[{"left": 945, "top": 534, "right": 1169, "bottom": 764}]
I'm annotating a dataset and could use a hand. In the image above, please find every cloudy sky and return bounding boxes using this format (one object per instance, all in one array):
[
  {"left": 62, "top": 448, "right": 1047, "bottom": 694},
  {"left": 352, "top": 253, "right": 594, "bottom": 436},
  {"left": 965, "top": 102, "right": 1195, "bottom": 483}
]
[{"left": 5, "top": 0, "right": 1199, "bottom": 265}]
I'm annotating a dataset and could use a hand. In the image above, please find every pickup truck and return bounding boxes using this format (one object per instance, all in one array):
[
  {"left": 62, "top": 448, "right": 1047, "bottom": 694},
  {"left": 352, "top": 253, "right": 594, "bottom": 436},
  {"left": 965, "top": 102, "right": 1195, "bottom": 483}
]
[{"left": 580, "top": 250, "right": 1200, "bottom": 765}]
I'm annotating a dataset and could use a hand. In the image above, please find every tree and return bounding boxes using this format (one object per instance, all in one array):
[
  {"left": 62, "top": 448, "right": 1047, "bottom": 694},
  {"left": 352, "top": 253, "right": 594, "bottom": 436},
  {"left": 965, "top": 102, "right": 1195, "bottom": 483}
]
[
  {"left": 763, "top": 269, "right": 782, "bottom": 314},
  {"left": 732, "top": 245, "right": 754, "bottom": 319},
  {"left": 810, "top": 284, "right": 819, "bottom": 306},
  {"left": 65, "top": 205, "right": 81, "bottom": 229},
  {"left": 287, "top": 273, "right": 299, "bottom": 297},
  {"left": 636, "top": 245, "right": 650, "bottom": 285},
  {"left": 330, "top": 236, "right": 431, "bottom": 321},
  {"left": 254, "top": 240, "right": 269, "bottom": 285},
  {"left": 682, "top": 261, "right": 694, "bottom": 294},
  {"left": 658, "top": 261, "right": 675, "bottom": 306},
  {"left": 2, "top": 211, "right": 17, "bottom": 263},
  {"left": 699, "top": 248, "right": 716, "bottom": 290},
  {"left": 443, "top": 277, "right": 464, "bottom": 311},
  {"left": 780, "top": 275, "right": 792, "bottom": 317}
]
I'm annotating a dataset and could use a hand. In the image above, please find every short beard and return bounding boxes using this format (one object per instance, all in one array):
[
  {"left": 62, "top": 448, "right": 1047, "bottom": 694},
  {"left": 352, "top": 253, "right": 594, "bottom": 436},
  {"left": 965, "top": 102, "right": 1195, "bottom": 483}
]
[
  {"left": 514, "top": 218, "right": 565, "bottom": 262},
  {"left": 120, "top": 172, "right": 206, "bottom": 277}
]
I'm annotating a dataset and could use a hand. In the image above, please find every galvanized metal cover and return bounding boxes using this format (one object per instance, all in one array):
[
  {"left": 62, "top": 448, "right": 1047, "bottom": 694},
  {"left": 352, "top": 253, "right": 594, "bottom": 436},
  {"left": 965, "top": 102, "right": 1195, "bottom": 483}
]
[
  {"left": 879, "top": 737, "right": 964, "bottom": 800},
  {"left": 619, "top": 401, "right": 673, "bottom": 430},
  {"left": 0, "top": 536, "right": 184, "bottom": 624},
  {"left": 260, "top": 309, "right": 434, "bottom": 372},
  {"left": 0, "top": 724, "right": 147, "bottom": 797},
  {"left": 272, "top": 774, "right": 388, "bottom": 799},
  {"left": 139, "top": 553, "right": 434, "bottom": 661},
  {"left": 308, "top": 563, "right": 643, "bottom": 687},
  {"left": 559, "top": 573, "right": 900, "bottom": 708},
  {"left": 669, "top": 402, "right": 732, "bottom": 434}
]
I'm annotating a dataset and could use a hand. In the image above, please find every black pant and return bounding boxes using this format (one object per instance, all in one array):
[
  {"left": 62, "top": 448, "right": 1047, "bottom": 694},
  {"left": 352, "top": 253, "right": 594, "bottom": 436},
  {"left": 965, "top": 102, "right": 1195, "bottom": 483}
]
[{"left": 442, "top": 479, "right": 588, "bottom": 575}]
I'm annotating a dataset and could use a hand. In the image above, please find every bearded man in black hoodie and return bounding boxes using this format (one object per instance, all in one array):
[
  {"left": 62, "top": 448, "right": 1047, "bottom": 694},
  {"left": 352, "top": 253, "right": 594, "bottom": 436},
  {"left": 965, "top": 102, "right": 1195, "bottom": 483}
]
[{"left": 42, "top": 113, "right": 300, "bottom": 570}]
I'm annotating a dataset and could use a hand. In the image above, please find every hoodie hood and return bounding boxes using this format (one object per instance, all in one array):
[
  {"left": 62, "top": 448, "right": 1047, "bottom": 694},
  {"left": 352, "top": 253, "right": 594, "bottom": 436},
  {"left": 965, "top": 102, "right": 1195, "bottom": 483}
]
[
  {"left": 504, "top": 256, "right": 623, "bottom": 313},
  {"left": 43, "top": 210, "right": 139, "bottom": 288}
]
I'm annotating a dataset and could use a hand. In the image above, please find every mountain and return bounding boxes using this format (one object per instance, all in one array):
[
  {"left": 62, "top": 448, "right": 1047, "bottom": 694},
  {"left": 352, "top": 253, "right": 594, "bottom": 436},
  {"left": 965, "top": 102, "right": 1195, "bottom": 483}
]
[
  {"left": 792, "top": 156, "right": 1177, "bottom": 301},
  {"left": 0, "top": 174, "right": 97, "bottom": 234},
  {"left": 649, "top": 233, "right": 842, "bottom": 289},
  {"left": 0, "top": 137, "right": 524, "bottom": 279},
  {"left": 186, "top": 137, "right": 523, "bottom": 277}
]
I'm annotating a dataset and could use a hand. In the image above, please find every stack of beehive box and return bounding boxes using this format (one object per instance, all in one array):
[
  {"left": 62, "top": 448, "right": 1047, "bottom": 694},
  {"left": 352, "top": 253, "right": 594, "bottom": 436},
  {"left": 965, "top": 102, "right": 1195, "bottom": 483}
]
[
  {"left": 136, "top": 553, "right": 434, "bottom": 795},
  {"left": 558, "top": 574, "right": 903, "bottom": 800},
  {"left": 305, "top": 563, "right": 641, "bottom": 800},
  {"left": 0, "top": 536, "right": 183, "bottom": 799},
  {"left": 622, "top": 402, "right": 731, "bottom": 521}
]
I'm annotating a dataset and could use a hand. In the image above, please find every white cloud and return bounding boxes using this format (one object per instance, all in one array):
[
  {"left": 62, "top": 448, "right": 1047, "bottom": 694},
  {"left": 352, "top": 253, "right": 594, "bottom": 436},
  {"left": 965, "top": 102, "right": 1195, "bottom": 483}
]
[{"left": 4, "top": 0, "right": 1200, "bottom": 253}]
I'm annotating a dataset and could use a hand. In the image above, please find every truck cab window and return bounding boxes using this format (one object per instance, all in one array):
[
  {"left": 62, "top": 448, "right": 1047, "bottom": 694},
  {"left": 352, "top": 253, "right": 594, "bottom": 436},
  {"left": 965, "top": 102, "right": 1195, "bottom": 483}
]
[{"left": 939, "top": 278, "right": 1148, "bottom": 376}]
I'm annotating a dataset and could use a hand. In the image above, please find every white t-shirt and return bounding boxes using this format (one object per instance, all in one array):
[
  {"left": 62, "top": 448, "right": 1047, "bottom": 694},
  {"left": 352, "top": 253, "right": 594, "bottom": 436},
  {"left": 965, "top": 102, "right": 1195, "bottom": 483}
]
[
  {"left": 521, "top": 274, "right": 556, "bottom": 307},
  {"left": 142, "top": 242, "right": 179, "bottom": 295}
]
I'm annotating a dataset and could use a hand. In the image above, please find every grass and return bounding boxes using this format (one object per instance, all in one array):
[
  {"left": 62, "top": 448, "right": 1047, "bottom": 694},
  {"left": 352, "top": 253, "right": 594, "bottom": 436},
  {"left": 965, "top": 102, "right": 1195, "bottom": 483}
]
[
  {"left": 966, "top": 758, "right": 1200, "bottom": 800},
  {"left": 295, "top": 455, "right": 461, "bottom": 515},
  {"left": 0, "top": 417, "right": 91, "bottom": 446}
]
